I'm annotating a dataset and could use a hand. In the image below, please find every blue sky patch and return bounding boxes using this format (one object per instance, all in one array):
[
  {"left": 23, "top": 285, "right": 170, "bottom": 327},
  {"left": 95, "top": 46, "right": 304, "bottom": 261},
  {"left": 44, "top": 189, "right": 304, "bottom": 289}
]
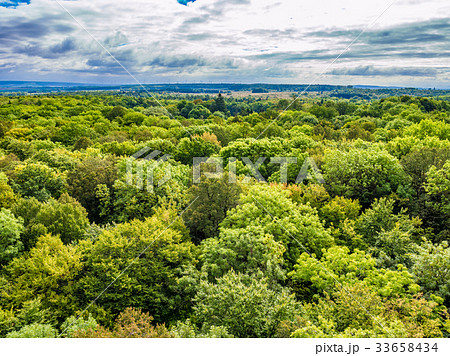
[
  {"left": 0, "top": 0, "right": 30, "bottom": 8},
  {"left": 177, "top": 0, "right": 196, "bottom": 6}
]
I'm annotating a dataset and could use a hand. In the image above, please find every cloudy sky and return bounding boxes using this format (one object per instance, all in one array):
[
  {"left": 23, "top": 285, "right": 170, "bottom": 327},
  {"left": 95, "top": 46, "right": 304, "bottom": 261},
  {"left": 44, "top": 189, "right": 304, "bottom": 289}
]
[{"left": 0, "top": 0, "right": 449, "bottom": 87}]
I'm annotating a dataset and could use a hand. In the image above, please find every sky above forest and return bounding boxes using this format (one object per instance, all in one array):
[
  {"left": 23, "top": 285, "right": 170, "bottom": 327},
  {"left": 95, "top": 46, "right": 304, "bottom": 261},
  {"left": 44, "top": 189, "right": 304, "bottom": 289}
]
[{"left": 0, "top": 0, "right": 449, "bottom": 88}]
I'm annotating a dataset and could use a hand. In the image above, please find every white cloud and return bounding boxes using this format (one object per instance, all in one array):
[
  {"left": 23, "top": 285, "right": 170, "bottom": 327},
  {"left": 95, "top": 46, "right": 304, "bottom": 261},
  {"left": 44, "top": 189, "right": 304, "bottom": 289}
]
[{"left": 0, "top": 0, "right": 449, "bottom": 87}]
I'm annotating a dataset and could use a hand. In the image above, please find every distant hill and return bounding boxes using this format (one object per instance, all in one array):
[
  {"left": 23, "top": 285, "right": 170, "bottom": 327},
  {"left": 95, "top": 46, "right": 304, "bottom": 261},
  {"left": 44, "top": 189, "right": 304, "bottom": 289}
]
[
  {"left": 0, "top": 81, "right": 449, "bottom": 99},
  {"left": 0, "top": 81, "right": 88, "bottom": 88}
]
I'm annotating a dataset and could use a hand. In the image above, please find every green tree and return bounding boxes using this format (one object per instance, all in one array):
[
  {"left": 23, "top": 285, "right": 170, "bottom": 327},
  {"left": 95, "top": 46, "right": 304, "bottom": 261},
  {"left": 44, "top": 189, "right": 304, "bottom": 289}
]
[
  {"left": 6, "top": 323, "right": 57, "bottom": 338},
  {"left": 424, "top": 161, "right": 450, "bottom": 240},
  {"left": 211, "top": 93, "right": 227, "bottom": 114},
  {"left": 72, "top": 308, "right": 172, "bottom": 338},
  {"left": 404, "top": 119, "right": 450, "bottom": 140},
  {"left": 73, "top": 136, "right": 94, "bottom": 151},
  {"left": 120, "top": 112, "right": 147, "bottom": 126},
  {"left": 1, "top": 234, "right": 83, "bottom": 323},
  {"left": 9, "top": 163, "right": 65, "bottom": 202},
  {"left": 354, "top": 198, "right": 421, "bottom": 268},
  {"left": 171, "top": 319, "right": 233, "bottom": 338},
  {"left": 184, "top": 173, "right": 241, "bottom": 243},
  {"left": 54, "top": 122, "right": 94, "bottom": 146},
  {"left": 400, "top": 147, "right": 450, "bottom": 218},
  {"left": 31, "top": 147, "right": 78, "bottom": 171},
  {"left": 110, "top": 158, "right": 190, "bottom": 223},
  {"left": 200, "top": 225, "right": 286, "bottom": 283},
  {"left": 1, "top": 138, "right": 34, "bottom": 161},
  {"left": 76, "top": 209, "right": 197, "bottom": 324},
  {"left": 179, "top": 102, "right": 194, "bottom": 118},
  {"left": 221, "top": 184, "right": 334, "bottom": 267},
  {"left": 0, "top": 172, "right": 17, "bottom": 209},
  {"left": 369, "top": 223, "right": 419, "bottom": 269},
  {"left": 281, "top": 283, "right": 448, "bottom": 338},
  {"left": 32, "top": 193, "right": 90, "bottom": 244},
  {"left": 60, "top": 314, "right": 98, "bottom": 338},
  {"left": 107, "top": 105, "right": 128, "bottom": 120},
  {"left": 67, "top": 156, "right": 118, "bottom": 222},
  {"left": 193, "top": 271, "right": 299, "bottom": 338},
  {"left": 318, "top": 196, "right": 363, "bottom": 250},
  {"left": 319, "top": 196, "right": 361, "bottom": 228},
  {"left": 188, "top": 105, "right": 211, "bottom": 120},
  {"left": 0, "top": 307, "right": 17, "bottom": 337},
  {"left": 11, "top": 194, "right": 89, "bottom": 248},
  {"left": 309, "top": 104, "right": 338, "bottom": 120},
  {"left": 174, "top": 137, "right": 220, "bottom": 165},
  {"left": 411, "top": 241, "right": 450, "bottom": 304},
  {"left": 0, "top": 208, "right": 24, "bottom": 265},
  {"left": 11, "top": 197, "right": 46, "bottom": 251},
  {"left": 289, "top": 245, "right": 420, "bottom": 300},
  {"left": 219, "top": 137, "right": 287, "bottom": 180},
  {"left": 323, "top": 147, "right": 412, "bottom": 207}
]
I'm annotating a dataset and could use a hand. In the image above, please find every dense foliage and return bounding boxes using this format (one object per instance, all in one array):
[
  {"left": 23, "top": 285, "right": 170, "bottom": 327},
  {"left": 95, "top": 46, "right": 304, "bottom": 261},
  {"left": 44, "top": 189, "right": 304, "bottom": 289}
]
[{"left": 0, "top": 93, "right": 449, "bottom": 338}]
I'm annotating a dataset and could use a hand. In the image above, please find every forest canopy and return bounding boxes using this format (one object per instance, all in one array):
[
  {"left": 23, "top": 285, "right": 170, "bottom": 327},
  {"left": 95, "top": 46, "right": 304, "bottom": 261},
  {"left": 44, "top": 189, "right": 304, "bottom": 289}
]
[{"left": 0, "top": 92, "right": 449, "bottom": 338}]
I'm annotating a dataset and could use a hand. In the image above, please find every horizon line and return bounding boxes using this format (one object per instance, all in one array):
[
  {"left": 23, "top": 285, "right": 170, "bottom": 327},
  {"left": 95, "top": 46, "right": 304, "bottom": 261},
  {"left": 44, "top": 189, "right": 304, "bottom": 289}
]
[{"left": 1, "top": 80, "right": 449, "bottom": 90}]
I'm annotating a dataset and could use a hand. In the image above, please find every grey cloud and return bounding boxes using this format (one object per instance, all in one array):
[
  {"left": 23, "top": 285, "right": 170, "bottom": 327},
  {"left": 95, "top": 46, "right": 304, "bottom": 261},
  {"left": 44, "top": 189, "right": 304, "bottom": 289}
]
[
  {"left": 248, "top": 45, "right": 450, "bottom": 64},
  {"left": 83, "top": 57, "right": 131, "bottom": 75},
  {"left": 103, "top": 32, "right": 128, "bottom": 48},
  {"left": 0, "top": 20, "right": 50, "bottom": 41},
  {"left": 50, "top": 38, "right": 77, "bottom": 54},
  {"left": 263, "top": 2, "right": 282, "bottom": 11},
  {"left": 328, "top": 65, "right": 438, "bottom": 77},
  {"left": 147, "top": 53, "right": 243, "bottom": 71},
  {"left": 203, "top": 0, "right": 251, "bottom": 16},
  {"left": 180, "top": 0, "right": 251, "bottom": 30},
  {"left": 0, "top": 63, "right": 15, "bottom": 69},
  {"left": 86, "top": 59, "right": 107, "bottom": 67},
  {"left": 53, "top": 23, "right": 74, "bottom": 34},
  {"left": 0, "top": 18, "right": 73, "bottom": 41},
  {"left": 86, "top": 48, "right": 139, "bottom": 71},
  {"left": 185, "top": 33, "right": 214, "bottom": 41},
  {"left": 182, "top": 16, "right": 211, "bottom": 25},
  {"left": 82, "top": 50, "right": 246, "bottom": 77},
  {"left": 84, "top": 51, "right": 208, "bottom": 74},
  {"left": 368, "top": 32, "right": 445, "bottom": 45},
  {"left": 249, "top": 50, "right": 353, "bottom": 62},
  {"left": 14, "top": 38, "right": 77, "bottom": 59},
  {"left": 308, "top": 18, "right": 450, "bottom": 46},
  {"left": 243, "top": 28, "right": 298, "bottom": 38},
  {"left": 86, "top": 58, "right": 121, "bottom": 69},
  {"left": 148, "top": 56, "right": 208, "bottom": 68},
  {"left": 235, "top": 18, "right": 450, "bottom": 67}
]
